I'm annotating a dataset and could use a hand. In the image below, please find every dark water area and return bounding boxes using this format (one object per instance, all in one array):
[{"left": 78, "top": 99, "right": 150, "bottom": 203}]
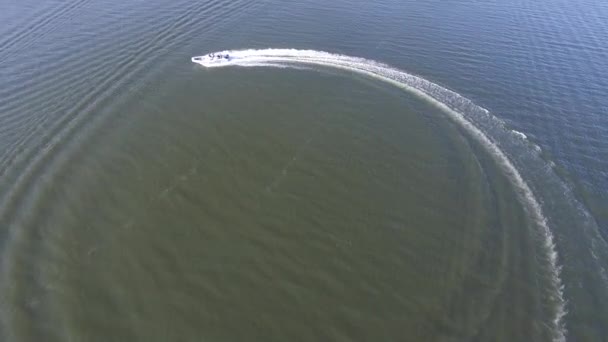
[{"left": 1, "top": 0, "right": 607, "bottom": 341}]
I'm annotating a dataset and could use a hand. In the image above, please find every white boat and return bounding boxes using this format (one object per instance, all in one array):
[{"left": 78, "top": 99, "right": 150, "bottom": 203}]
[{"left": 191, "top": 52, "right": 232, "bottom": 67}]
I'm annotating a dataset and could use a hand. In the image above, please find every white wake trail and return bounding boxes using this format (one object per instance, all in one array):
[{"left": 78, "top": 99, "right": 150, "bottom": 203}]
[{"left": 194, "top": 48, "right": 567, "bottom": 341}]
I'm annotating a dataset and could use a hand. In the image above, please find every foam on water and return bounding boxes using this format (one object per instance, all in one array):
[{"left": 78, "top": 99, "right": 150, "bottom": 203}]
[
  {"left": 512, "top": 130, "right": 528, "bottom": 140},
  {"left": 193, "top": 48, "right": 568, "bottom": 341}
]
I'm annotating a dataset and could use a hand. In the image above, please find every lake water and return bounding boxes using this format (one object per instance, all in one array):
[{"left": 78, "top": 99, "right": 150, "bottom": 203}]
[{"left": 1, "top": 0, "right": 607, "bottom": 341}]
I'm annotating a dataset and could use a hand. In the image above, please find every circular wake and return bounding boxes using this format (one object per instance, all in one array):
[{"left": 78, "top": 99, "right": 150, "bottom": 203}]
[{"left": 193, "top": 48, "right": 567, "bottom": 341}]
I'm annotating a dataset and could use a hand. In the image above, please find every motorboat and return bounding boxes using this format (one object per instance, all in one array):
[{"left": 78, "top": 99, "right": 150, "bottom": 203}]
[{"left": 191, "top": 51, "right": 232, "bottom": 66}]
